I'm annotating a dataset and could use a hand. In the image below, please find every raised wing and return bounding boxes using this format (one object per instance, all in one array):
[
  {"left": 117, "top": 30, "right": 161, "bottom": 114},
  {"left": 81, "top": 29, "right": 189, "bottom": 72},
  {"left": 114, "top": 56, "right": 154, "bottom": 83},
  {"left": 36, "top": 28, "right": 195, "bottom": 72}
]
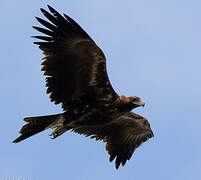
[
  {"left": 72, "top": 112, "right": 154, "bottom": 169},
  {"left": 33, "top": 5, "right": 118, "bottom": 110}
]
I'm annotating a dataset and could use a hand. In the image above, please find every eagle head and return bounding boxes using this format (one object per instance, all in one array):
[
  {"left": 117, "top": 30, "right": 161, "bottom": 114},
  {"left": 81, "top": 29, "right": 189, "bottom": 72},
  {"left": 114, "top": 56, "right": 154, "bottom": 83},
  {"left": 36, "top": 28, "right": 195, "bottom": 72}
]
[
  {"left": 117, "top": 95, "right": 145, "bottom": 111},
  {"left": 127, "top": 96, "right": 145, "bottom": 109}
]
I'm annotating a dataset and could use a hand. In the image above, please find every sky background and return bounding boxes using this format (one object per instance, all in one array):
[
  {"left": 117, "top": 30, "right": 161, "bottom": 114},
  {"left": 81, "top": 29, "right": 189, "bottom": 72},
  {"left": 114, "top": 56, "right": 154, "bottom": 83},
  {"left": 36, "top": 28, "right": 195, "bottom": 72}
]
[{"left": 1, "top": 0, "right": 201, "bottom": 179}]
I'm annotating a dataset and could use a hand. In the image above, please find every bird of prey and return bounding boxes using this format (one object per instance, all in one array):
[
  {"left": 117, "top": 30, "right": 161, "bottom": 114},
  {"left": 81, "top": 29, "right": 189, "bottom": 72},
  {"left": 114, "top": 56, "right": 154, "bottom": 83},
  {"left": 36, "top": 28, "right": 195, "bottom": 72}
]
[{"left": 13, "top": 5, "right": 153, "bottom": 169}]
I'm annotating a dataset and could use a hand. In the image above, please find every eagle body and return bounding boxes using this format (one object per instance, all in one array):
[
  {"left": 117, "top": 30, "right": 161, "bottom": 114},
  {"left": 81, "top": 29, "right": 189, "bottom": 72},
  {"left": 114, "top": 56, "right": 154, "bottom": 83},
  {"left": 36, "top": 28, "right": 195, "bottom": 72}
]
[{"left": 13, "top": 5, "right": 153, "bottom": 169}]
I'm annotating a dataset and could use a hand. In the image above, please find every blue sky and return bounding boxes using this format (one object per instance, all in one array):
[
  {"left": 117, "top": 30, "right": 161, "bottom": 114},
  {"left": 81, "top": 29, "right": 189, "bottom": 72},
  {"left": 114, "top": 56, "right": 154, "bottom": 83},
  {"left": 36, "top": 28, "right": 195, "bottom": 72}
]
[{"left": 1, "top": 0, "right": 201, "bottom": 179}]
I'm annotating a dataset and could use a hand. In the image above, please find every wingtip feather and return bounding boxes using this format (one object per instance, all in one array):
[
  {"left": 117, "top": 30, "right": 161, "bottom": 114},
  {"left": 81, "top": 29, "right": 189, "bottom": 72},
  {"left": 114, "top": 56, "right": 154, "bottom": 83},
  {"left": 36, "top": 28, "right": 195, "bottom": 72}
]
[{"left": 47, "top": 5, "right": 55, "bottom": 13}]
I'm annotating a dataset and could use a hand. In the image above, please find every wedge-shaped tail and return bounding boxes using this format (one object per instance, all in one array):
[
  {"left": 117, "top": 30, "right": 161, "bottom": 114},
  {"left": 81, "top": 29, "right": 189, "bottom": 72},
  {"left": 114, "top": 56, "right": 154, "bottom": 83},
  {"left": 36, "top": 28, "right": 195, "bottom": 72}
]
[{"left": 13, "top": 113, "right": 67, "bottom": 143}]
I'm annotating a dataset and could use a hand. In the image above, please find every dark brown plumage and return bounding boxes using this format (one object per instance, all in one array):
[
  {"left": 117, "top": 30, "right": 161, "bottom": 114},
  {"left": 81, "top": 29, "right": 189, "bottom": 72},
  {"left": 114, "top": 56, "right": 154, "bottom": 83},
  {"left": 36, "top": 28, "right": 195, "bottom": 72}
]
[{"left": 13, "top": 5, "right": 153, "bottom": 169}]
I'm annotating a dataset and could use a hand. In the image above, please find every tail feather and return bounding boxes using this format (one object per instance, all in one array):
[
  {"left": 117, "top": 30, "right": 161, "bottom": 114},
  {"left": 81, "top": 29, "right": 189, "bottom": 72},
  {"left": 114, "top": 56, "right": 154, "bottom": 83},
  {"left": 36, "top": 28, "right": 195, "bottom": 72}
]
[{"left": 13, "top": 113, "right": 64, "bottom": 143}]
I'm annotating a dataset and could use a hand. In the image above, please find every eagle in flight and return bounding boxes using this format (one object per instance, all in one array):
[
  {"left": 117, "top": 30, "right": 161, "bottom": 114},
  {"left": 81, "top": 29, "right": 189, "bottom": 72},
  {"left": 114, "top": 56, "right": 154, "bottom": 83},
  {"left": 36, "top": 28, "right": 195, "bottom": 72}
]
[{"left": 13, "top": 5, "right": 153, "bottom": 169}]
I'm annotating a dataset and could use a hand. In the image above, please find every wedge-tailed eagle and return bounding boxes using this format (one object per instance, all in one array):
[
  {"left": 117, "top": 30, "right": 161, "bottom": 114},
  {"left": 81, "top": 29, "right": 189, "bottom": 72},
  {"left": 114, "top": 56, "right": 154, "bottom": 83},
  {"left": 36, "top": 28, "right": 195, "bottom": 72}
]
[{"left": 13, "top": 5, "right": 153, "bottom": 169}]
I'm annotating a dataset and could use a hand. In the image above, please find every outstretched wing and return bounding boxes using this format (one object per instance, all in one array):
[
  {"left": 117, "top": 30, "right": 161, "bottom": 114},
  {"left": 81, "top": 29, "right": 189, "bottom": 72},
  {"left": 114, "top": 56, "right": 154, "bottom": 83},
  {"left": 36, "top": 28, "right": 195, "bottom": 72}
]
[
  {"left": 105, "top": 112, "right": 154, "bottom": 169},
  {"left": 72, "top": 112, "right": 154, "bottom": 169},
  {"left": 33, "top": 5, "right": 118, "bottom": 110}
]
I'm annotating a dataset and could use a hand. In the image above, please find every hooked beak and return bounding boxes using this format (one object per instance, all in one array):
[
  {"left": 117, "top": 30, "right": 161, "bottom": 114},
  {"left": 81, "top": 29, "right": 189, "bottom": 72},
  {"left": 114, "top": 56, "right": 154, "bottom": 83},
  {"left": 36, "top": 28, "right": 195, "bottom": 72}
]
[{"left": 133, "top": 99, "right": 145, "bottom": 107}]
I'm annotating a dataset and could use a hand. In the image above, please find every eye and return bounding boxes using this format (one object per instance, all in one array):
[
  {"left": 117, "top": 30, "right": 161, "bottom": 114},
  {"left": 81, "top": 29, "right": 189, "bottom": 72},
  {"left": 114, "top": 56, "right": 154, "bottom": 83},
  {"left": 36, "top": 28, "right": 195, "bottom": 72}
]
[{"left": 132, "top": 97, "right": 138, "bottom": 102}]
